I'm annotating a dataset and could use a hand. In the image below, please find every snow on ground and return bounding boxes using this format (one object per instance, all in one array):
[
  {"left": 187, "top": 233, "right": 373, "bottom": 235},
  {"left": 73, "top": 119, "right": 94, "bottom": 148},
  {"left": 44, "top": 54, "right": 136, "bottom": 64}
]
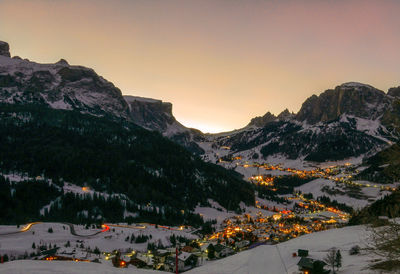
[
  {"left": 0, "top": 222, "right": 196, "bottom": 258},
  {"left": 188, "top": 225, "right": 375, "bottom": 274},
  {"left": 234, "top": 165, "right": 290, "bottom": 179},
  {"left": 295, "top": 178, "right": 369, "bottom": 209},
  {"left": 315, "top": 156, "right": 365, "bottom": 169},
  {"left": 195, "top": 199, "right": 275, "bottom": 226},
  {"left": 0, "top": 260, "right": 164, "bottom": 274},
  {"left": 0, "top": 224, "right": 384, "bottom": 274},
  {"left": 0, "top": 172, "right": 31, "bottom": 182},
  {"left": 194, "top": 206, "right": 235, "bottom": 224},
  {"left": 295, "top": 178, "right": 397, "bottom": 210}
]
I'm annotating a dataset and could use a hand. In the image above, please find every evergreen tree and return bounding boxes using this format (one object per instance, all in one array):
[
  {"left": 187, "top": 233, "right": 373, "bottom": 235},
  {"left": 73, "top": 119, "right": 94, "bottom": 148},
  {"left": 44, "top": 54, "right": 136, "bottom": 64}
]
[
  {"left": 207, "top": 244, "right": 215, "bottom": 259},
  {"left": 335, "top": 250, "right": 342, "bottom": 271}
]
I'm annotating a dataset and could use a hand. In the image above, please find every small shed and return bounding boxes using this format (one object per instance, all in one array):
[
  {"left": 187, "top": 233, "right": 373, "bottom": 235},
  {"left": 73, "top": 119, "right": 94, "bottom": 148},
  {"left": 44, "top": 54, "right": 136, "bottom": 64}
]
[{"left": 298, "top": 249, "right": 309, "bottom": 257}]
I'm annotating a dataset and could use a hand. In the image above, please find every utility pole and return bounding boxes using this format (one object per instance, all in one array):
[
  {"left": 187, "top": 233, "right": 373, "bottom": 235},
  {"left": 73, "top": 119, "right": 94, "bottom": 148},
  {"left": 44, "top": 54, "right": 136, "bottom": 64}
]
[{"left": 175, "top": 245, "right": 179, "bottom": 274}]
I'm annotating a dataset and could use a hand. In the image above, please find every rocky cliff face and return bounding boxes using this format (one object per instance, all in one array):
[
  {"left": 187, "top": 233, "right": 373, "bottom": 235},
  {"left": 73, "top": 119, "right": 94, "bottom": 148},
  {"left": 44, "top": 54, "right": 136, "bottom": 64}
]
[
  {"left": 0, "top": 41, "right": 10, "bottom": 57},
  {"left": 124, "top": 95, "right": 205, "bottom": 154},
  {"left": 296, "top": 82, "right": 389, "bottom": 124},
  {"left": 125, "top": 96, "right": 175, "bottom": 131},
  {"left": 388, "top": 86, "right": 400, "bottom": 98},
  {"left": 248, "top": 112, "right": 276, "bottom": 127}
]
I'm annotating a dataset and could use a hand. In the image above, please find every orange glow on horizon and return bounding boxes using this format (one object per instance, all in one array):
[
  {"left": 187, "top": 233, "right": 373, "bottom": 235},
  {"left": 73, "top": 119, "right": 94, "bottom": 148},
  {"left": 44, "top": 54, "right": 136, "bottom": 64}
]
[{"left": 1, "top": 0, "right": 399, "bottom": 133}]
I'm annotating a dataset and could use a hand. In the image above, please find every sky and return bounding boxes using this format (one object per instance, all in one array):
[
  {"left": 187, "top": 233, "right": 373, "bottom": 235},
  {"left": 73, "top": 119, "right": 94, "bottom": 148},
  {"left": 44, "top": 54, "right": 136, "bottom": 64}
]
[{"left": 1, "top": 0, "right": 400, "bottom": 133}]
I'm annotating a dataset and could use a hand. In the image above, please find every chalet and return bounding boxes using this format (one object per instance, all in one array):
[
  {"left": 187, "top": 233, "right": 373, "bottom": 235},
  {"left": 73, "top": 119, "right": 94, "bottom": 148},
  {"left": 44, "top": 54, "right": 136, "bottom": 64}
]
[
  {"left": 214, "top": 244, "right": 234, "bottom": 258},
  {"left": 164, "top": 251, "right": 198, "bottom": 272},
  {"left": 200, "top": 242, "right": 212, "bottom": 253},
  {"left": 130, "top": 257, "right": 147, "bottom": 268},
  {"left": 136, "top": 252, "right": 154, "bottom": 268},
  {"left": 235, "top": 240, "right": 250, "bottom": 249},
  {"left": 297, "top": 257, "right": 328, "bottom": 274},
  {"left": 41, "top": 253, "right": 90, "bottom": 263},
  {"left": 178, "top": 251, "right": 198, "bottom": 271}
]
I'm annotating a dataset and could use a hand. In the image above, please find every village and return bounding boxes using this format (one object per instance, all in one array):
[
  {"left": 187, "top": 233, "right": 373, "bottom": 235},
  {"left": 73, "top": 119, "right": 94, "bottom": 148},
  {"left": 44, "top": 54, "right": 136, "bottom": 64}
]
[{"left": 0, "top": 160, "right": 397, "bottom": 273}]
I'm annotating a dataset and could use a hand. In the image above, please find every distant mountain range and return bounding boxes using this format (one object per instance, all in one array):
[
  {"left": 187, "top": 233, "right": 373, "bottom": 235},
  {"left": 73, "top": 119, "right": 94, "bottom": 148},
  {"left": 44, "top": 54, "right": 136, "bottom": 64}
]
[
  {"left": 2, "top": 39, "right": 399, "bottom": 165},
  {"left": 204, "top": 82, "right": 400, "bottom": 164},
  {"left": 1, "top": 39, "right": 400, "bottom": 226}
]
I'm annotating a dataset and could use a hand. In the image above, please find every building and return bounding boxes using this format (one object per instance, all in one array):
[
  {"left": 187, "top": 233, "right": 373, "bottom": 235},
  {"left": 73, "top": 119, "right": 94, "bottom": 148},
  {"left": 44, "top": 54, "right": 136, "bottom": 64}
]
[
  {"left": 297, "top": 257, "right": 328, "bottom": 274},
  {"left": 214, "top": 244, "right": 234, "bottom": 258}
]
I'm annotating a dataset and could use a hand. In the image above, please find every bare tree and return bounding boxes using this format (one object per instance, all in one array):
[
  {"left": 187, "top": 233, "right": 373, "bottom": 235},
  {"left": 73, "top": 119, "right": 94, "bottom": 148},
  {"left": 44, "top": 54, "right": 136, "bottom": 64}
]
[
  {"left": 367, "top": 221, "right": 400, "bottom": 260},
  {"left": 324, "top": 247, "right": 337, "bottom": 273}
]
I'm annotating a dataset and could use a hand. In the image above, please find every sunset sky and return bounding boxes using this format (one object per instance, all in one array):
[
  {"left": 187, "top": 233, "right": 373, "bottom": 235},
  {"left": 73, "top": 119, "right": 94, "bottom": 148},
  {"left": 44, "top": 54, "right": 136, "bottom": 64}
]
[{"left": 1, "top": 0, "right": 400, "bottom": 132}]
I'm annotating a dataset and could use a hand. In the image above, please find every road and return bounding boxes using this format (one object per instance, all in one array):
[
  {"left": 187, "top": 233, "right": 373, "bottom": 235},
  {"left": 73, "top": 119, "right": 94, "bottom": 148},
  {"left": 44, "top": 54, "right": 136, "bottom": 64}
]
[
  {"left": 0, "top": 222, "right": 109, "bottom": 238},
  {"left": 63, "top": 223, "right": 109, "bottom": 237},
  {"left": 0, "top": 222, "right": 42, "bottom": 236}
]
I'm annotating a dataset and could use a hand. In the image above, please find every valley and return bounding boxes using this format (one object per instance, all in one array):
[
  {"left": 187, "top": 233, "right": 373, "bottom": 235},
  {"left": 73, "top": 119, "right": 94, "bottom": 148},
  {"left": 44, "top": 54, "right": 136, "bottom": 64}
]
[{"left": 1, "top": 39, "right": 400, "bottom": 273}]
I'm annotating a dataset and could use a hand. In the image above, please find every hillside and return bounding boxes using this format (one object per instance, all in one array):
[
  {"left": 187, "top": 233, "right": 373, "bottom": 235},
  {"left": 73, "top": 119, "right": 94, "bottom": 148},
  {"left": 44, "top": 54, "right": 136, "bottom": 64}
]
[
  {"left": 0, "top": 225, "right": 377, "bottom": 274},
  {"left": 0, "top": 40, "right": 257, "bottom": 226},
  {"left": 349, "top": 190, "right": 400, "bottom": 225}
]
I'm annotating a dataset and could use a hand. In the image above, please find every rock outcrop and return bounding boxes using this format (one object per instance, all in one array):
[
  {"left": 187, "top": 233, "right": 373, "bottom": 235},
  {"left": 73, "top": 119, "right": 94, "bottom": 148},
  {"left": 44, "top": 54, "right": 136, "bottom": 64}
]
[
  {"left": 296, "top": 82, "right": 389, "bottom": 124},
  {"left": 0, "top": 41, "right": 10, "bottom": 57}
]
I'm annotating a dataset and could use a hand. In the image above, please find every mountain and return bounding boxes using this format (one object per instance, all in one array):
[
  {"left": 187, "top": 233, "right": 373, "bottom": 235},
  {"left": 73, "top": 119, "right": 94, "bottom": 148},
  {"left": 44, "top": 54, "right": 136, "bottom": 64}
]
[
  {"left": 0, "top": 46, "right": 130, "bottom": 119},
  {"left": 124, "top": 95, "right": 205, "bottom": 154},
  {"left": 357, "top": 143, "right": 400, "bottom": 184},
  {"left": 202, "top": 82, "right": 400, "bottom": 164},
  {"left": 296, "top": 82, "right": 389, "bottom": 124},
  {"left": 0, "top": 41, "right": 204, "bottom": 153},
  {"left": 0, "top": 41, "right": 254, "bottom": 225},
  {"left": 247, "top": 111, "right": 276, "bottom": 127}
]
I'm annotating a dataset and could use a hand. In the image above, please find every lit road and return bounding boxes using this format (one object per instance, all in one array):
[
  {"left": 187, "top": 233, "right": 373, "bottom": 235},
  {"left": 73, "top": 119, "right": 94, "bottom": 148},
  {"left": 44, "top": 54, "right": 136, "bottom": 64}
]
[
  {"left": 107, "top": 223, "right": 146, "bottom": 229},
  {"left": 0, "top": 222, "right": 109, "bottom": 238}
]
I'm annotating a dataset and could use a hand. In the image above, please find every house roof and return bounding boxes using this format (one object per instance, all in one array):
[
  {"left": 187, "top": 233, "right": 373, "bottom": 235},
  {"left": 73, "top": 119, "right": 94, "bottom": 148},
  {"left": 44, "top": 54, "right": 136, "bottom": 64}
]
[
  {"left": 181, "top": 246, "right": 194, "bottom": 253},
  {"left": 297, "top": 257, "right": 327, "bottom": 269},
  {"left": 297, "top": 257, "right": 314, "bottom": 268},
  {"left": 214, "top": 244, "right": 231, "bottom": 252},
  {"left": 178, "top": 252, "right": 194, "bottom": 262}
]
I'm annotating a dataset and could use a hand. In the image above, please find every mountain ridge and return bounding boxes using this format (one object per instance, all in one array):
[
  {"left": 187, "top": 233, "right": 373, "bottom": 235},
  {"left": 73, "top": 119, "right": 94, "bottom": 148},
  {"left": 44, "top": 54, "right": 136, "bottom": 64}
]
[{"left": 1, "top": 40, "right": 399, "bottom": 165}]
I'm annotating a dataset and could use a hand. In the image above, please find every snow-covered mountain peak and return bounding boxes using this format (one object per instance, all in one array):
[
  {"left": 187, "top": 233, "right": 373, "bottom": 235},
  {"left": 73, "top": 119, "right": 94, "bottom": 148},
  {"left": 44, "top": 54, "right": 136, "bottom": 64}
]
[
  {"left": 339, "top": 82, "right": 375, "bottom": 90},
  {"left": 0, "top": 42, "right": 129, "bottom": 118}
]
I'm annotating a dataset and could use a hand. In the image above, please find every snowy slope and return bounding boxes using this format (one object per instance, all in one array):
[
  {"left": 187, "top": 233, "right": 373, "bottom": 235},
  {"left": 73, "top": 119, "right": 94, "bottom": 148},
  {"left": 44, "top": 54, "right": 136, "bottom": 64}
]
[
  {"left": 187, "top": 225, "right": 375, "bottom": 274},
  {"left": 0, "top": 260, "right": 164, "bottom": 274},
  {"left": 0, "top": 225, "right": 378, "bottom": 274}
]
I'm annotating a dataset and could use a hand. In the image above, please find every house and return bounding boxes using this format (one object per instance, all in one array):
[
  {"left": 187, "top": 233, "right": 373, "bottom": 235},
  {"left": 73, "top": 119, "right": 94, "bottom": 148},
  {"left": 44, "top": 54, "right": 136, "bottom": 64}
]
[
  {"left": 130, "top": 257, "right": 147, "bottom": 268},
  {"left": 214, "top": 244, "right": 234, "bottom": 258},
  {"left": 298, "top": 249, "right": 309, "bottom": 257},
  {"left": 164, "top": 252, "right": 198, "bottom": 272},
  {"left": 235, "top": 240, "right": 250, "bottom": 249},
  {"left": 297, "top": 257, "right": 328, "bottom": 274},
  {"left": 200, "top": 242, "right": 212, "bottom": 252},
  {"left": 178, "top": 251, "right": 198, "bottom": 271},
  {"left": 136, "top": 252, "right": 154, "bottom": 268}
]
